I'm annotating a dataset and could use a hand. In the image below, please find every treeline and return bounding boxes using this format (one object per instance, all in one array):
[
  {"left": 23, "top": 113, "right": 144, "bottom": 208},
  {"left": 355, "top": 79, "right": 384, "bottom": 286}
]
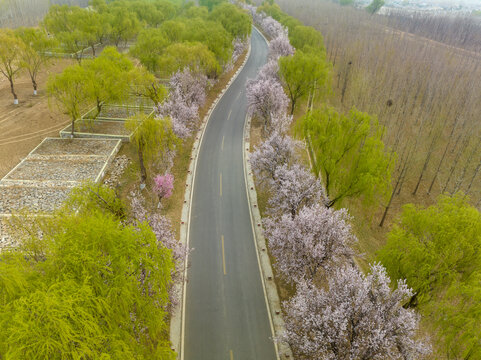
[
  {"left": 278, "top": 0, "right": 481, "bottom": 214},
  {"left": 385, "top": 9, "right": 481, "bottom": 53}
]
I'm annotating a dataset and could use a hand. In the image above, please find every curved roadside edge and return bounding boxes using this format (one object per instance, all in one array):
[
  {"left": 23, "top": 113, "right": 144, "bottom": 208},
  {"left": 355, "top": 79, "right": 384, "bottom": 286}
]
[
  {"left": 243, "top": 115, "right": 294, "bottom": 360},
  {"left": 170, "top": 41, "right": 252, "bottom": 360},
  {"left": 242, "top": 26, "right": 294, "bottom": 360}
]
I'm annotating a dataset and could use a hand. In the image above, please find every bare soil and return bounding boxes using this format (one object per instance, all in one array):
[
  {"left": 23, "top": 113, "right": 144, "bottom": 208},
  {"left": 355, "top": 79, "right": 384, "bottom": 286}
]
[{"left": 0, "top": 59, "right": 76, "bottom": 178}]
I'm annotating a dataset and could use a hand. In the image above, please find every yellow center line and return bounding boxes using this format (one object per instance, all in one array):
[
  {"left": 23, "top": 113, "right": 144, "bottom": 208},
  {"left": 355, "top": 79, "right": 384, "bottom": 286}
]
[
  {"left": 221, "top": 135, "right": 225, "bottom": 151},
  {"left": 220, "top": 172, "right": 222, "bottom": 197},
  {"left": 230, "top": 350, "right": 234, "bottom": 360},
  {"left": 222, "top": 235, "right": 227, "bottom": 275}
]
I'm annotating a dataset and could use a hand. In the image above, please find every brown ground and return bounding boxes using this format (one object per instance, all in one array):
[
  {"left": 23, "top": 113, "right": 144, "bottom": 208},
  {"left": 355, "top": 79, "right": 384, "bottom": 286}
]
[{"left": 0, "top": 58, "right": 75, "bottom": 178}]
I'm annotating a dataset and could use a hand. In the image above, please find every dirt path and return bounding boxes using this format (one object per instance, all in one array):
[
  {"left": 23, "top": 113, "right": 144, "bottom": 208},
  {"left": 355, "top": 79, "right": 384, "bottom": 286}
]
[{"left": 0, "top": 59, "right": 74, "bottom": 178}]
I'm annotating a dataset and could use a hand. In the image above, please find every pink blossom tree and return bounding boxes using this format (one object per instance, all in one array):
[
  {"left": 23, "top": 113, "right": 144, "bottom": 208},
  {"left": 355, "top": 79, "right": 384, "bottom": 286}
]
[
  {"left": 246, "top": 74, "right": 288, "bottom": 130},
  {"left": 263, "top": 204, "right": 356, "bottom": 283},
  {"left": 250, "top": 131, "right": 300, "bottom": 185},
  {"left": 269, "top": 34, "right": 294, "bottom": 60},
  {"left": 153, "top": 173, "right": 174, "bottom": 202},
  {"left": 268, "top": 163, "right": 326, "bottom": 217},
  {"left": 271, "top": 112, "right": 294, "bottom": 134},
  {"left": 282, "top": 264, "right": 431, "bottom": 360}
]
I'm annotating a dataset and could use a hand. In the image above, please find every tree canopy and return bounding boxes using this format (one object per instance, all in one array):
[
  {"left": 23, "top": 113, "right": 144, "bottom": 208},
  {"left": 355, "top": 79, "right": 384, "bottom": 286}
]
[
  {"left": 0, "top": 185, "right": 176, "bottom": 359},
  {"left": 279, "top": 50, "right": 330, "bottom": 114},
  {"left": 298, "top": 106, "right": 393, "bottom": 207}
]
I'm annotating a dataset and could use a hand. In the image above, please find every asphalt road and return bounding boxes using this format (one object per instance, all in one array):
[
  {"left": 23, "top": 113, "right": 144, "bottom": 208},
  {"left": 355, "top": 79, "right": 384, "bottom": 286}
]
[{"left": 183, "top": 28, "right": 276, "bottom": 360}]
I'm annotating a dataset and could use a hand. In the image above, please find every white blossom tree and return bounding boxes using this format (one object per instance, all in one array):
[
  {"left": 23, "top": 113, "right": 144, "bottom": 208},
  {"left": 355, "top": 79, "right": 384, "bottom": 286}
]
[
  {"left": 250, "top": 131, "right": 300, "bottom": 185},
  {"left": 282, "top": 264, "right": 431, "bottom": 360},
  {"left": 269, "top": 34, "right": 294, "bottom": 60},
  {"left": 261, "top": 16, "right": 286, "bottom": 39},
  {"left": 246, "top": 74, "right": 288, "bottom": 130},
  {"left": 263, "top": 204, "right": 356, "bottom": 283},
  {"left": 268, "top": 163, "right": 326, "bottom": 217}
]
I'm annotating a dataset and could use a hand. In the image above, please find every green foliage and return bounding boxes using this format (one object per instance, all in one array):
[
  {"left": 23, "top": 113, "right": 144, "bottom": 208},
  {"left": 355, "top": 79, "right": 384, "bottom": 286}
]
[
  {"left": 340, "top": 0, "right": 355, "bottom": 5},
  {"left": 432, "top": 273, "right": 481, "bottom": 359},
  {"left": 298, "top": 106, "right": 393, "bottom": 207},
  {"left": 47, "top": 64, "right": 90, "bottom": 136},
  {"left": 366, "top": 0, "right": 385, "bottom": 14},
  {"left": 158, "top": 42, "right": 220, "bottom": 78},
  {"left": 0, "top": 28, "right": 25, "bottom": 101},
  {"left": 127, "top": 114, "right": 180, "bottom": 182},
  {"left": 289, "top": 25, "right": 325, "bottom": 53},
  {"left": 379, "top": 194, "right": 481, "bottom": 357},
  {"left": 279, "top": 50, "right": 330, "bottom": 114},
  {"left": 130, "top": 28, "right": 170, "bottom": 72},
  {"left": 128, "top": 66, "right": 167, "bottom": 106},
  {"left": 181, "top": 4, "right": 209, "bottom": 20},
  {"left": 199, "top": 0, "right": 227, "bottom": 11},
  {"left": 159, "top": 20, "right": 186, "bottom": 43},
  {"left": 182, "top": 18, "right": 233, "bottom": 66},
  {"left": 106, "top": 5, "right": 141, "bottom": 46},
  {"left": 83, "top": 46, "right": 133, "bottom": 116},
  {"left": 209, "top": 3, "right": 252, "bottom": 39},
  {"left": 0, "top": 185, "right": 175, "bottom": 359},
  {"left": 379, "top": 194, "right": 481, "bottom": 305},
  {"left": 42, "top": 5, "right": 94, "bottom": 62}
]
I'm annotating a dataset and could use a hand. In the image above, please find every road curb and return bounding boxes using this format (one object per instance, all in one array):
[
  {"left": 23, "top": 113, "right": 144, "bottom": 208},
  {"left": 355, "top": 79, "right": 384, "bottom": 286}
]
[
  {"left": 243, "top": 115, "right": 294, "bottom": 360},
  {"left": 170, "top": 41, "right": 252, "bottom": 360},
  {"left": 242, "top": 26, "right": 294, "bottom": 360}
]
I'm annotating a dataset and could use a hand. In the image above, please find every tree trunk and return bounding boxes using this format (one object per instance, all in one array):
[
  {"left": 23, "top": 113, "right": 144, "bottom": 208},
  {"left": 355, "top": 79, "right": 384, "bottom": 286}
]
[
  {"left": 9, "top": 77, "right": 18, "bottom": 104},
  {"left": 138, "top": 143, "right": 147, "bottom": 184},
  {"left": 70, "top": 117, "right": 75, "bottom": 137},
  {"left": 413, "top": 135, "right": 437, "bottom": 195},
  {"left": 465, "top": 157, "right": 481, "bottom": 195},
  {"left": 91, "top": 44, "right": 96, "bottom": 57}
]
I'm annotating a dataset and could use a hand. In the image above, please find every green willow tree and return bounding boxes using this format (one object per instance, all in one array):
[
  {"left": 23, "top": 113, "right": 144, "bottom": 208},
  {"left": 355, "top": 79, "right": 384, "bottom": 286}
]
[
  {"left": 298, "top": 106, "right": 393, "bottom": 207},
  {"left": 288, "top": 25, "right": 325, "bottom": 53},
  {"left": 130, "top": 28, "right": 170, "bottom": 73},
  {"left": 127, "top": 114, "right": 179, "bottom": 184},
  {"left": 0, "top": 185, "right": 175, "bottom": 359},
  {"left": 209, "top": 3, "right": 252, "bottom": 39},
  {"left": 279, "top": 50, "right": 330, "bottom": 114},
  {"left": 0, "top": 29, "right": 25, "bottom": 104},
  {"left": 158, "top": 42, "right": 220, "bottom": 78},
  {"left": 15, "top": 27, "right": 56, "bottom": 96},
  {"left": 83, "top": 46, "right": 133, "bottom": 117},
  {"left": 47, "top": 64, "right": 90, "bottom": 137},
  {"left": 378, "top": 194, "right": 481, "bottom": 308}
]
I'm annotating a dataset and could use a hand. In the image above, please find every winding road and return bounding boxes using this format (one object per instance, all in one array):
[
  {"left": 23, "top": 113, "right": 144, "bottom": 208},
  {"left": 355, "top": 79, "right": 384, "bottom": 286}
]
[{"left": 183, "top": 28, "right": 277, "bottom": 360}]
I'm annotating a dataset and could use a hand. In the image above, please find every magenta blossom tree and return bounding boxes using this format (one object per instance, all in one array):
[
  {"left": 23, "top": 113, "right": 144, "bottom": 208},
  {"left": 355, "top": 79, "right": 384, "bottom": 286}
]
[
  {"left": 153, "top": 173, "right": 174, "bottom": 201},
  {"left": 250, "top": 131, "right": 300, "bottom": 185},
  {"left": 269, "top": 34, "right": 294, "bottom": 60},
  {"left": 268, "top": 163, "right": 326, "bottom": 217},
  {"left": 246, "top": 74, "right": 288, "bottom": 129},
  {"left": 263, "top": 204, "right": 356, "bottom": 283},
  {"left": 282, "top": 264, "right": 431, "bottom": 360}
]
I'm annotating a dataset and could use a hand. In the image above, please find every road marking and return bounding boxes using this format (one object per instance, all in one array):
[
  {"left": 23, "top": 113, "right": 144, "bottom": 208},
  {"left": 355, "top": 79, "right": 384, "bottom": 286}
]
[
  {"left": 230, "top": 350, "right": 234, "bottom": 360},
  {"left": 221, "top": 136, "right": 225, "bottom": 151},
  {"left": 228, "top": 110, "right": 232, "bottom": 120},
  {"left": 220, "top": 172, "right": 222, "bottom": 197},
  {"left": 222, "top": 235, "right": 226, "bottom": 275}
]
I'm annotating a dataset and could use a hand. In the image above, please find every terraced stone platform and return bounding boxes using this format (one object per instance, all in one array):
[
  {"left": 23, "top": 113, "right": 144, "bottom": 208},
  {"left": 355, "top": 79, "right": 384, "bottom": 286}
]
[{"left": 0, "top": 138, "right": 122, "bottom": 247}]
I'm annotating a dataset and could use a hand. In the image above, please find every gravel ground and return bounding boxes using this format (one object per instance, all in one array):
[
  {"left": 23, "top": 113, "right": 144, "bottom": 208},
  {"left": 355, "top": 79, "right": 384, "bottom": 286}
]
[
  {"left": 4, "top": 158, "right": 106, "bottom": 182},
  {"left": 0, "top": 185, "right": 73, "bottom": 214},
  {"left": 32, "top": 138, "right": 119, "bottom": 156}
]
